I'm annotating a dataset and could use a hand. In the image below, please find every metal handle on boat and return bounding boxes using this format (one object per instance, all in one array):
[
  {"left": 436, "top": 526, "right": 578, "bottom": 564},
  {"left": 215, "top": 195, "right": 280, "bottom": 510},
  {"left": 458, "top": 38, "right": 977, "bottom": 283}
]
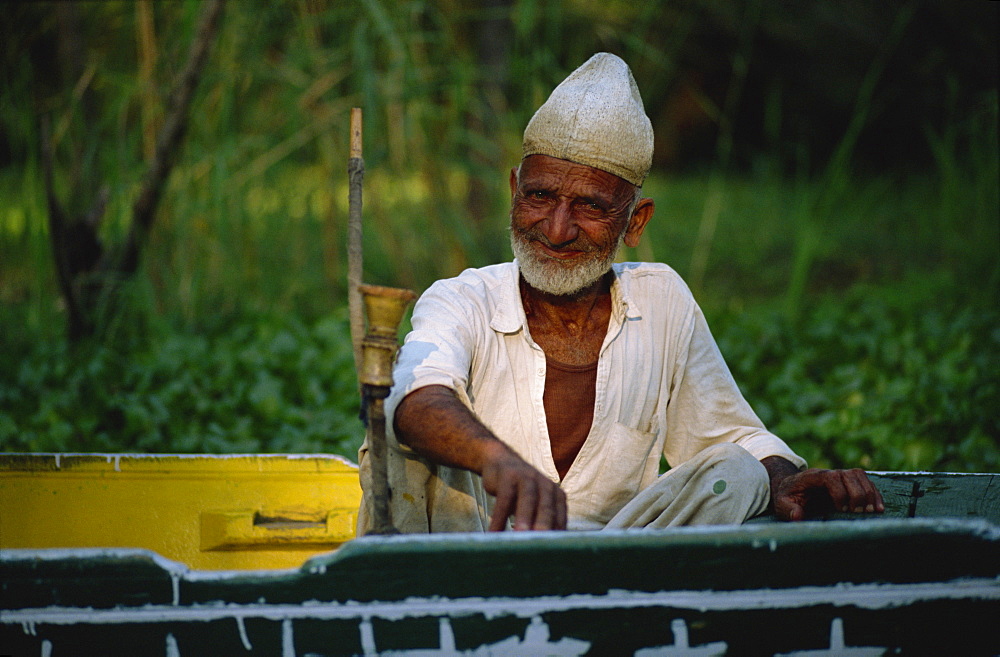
[{"left": 200, "top": 509, "right": 357, "bottom": 550}]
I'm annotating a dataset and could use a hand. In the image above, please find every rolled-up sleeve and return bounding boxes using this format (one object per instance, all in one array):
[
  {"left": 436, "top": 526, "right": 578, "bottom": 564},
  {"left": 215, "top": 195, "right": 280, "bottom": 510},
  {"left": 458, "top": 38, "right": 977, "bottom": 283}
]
[
  {"left": 384, "top": 279, "right": 481, "bottom": 449},
  {"left": 663, "top": 296, "right": 806, "bottom": 470}
]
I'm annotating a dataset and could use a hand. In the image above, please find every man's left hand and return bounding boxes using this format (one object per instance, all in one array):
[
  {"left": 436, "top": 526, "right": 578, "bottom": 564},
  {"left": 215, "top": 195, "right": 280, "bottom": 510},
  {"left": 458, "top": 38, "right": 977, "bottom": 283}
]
[
  {"left": 771, "top": 466, "right": 885, "bottom": 522},
  {"left": 761, "top": 456, "right": 885, "bottom": 522}
]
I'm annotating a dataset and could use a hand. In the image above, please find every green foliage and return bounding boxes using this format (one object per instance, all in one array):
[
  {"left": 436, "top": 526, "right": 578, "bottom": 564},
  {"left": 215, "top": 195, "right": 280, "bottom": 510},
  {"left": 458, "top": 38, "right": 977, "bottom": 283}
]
[
  {"left": 0, "top": 312, "right": 364, "bottom": 459},
  {"left": 1, "top": 2, "right": 997, "bottom": 472},
  {"left": 2, "top": 118, "right": 997, "bottom": 469},
  {"left": 3, "top": 271, "right": 996, "bottom": 472},
  {"left": 716, "top": 281, "right": 1000, "bottom": 472}
]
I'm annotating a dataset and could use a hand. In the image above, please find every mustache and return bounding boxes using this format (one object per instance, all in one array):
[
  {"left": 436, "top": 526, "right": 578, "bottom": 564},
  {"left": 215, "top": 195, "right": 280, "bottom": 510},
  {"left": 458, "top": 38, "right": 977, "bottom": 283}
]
[{"left": 510, "top": 225, "right": 599, "bottom": 253}]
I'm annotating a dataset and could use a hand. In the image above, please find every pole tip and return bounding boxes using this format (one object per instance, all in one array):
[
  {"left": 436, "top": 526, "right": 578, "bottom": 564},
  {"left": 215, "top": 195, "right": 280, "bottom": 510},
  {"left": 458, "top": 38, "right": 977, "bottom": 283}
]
[{"left": 350, "top": 108, "right": 363, "bottom": 158}]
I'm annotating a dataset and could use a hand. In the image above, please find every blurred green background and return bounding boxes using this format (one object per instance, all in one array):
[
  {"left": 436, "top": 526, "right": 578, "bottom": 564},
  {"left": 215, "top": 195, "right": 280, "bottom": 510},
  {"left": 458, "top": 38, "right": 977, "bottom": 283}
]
[{"left": 1, "top": 0, "right": 997, "bottom": 471}]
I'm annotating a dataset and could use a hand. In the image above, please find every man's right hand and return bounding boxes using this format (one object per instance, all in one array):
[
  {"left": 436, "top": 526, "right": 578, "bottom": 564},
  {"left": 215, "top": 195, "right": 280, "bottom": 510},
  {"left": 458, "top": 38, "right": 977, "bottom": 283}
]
[
  {"left": 480, "top": 442, "right": 567, "bottom": 531},
  {"left": 395, "top": 385, "right": 567, "bottom": 532}
]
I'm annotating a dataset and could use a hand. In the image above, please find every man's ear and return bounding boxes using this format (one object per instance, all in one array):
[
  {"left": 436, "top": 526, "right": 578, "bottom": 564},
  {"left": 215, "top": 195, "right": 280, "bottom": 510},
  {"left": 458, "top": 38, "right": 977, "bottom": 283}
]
[
  {"left": 509, "top": 167, "right": 521, "bottom": 199},
  {"left": 623, "top": 198, "right": 654, "bottom": 248}
]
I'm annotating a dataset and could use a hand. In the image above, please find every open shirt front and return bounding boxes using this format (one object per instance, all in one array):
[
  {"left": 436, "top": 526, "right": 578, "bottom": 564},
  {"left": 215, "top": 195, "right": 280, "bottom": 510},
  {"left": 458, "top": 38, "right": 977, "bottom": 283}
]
[{"left": 357, "top": 261, "right": 805, "bottom": 534}]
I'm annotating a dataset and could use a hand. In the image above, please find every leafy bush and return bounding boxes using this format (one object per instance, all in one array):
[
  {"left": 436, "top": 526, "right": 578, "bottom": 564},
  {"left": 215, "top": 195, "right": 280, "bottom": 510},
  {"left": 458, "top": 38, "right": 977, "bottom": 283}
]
[
  {"left": 0, "top": 312, "right": 364, "bottom": 459},
  {"left": 1, "top": 3, "right": 995, "bottom": 476},
  {"left": 3, "top": 278, "right": 996, "bottom": 473},
  {"left": 716, "top": 284, "right": 1000, "bottom": 472}
]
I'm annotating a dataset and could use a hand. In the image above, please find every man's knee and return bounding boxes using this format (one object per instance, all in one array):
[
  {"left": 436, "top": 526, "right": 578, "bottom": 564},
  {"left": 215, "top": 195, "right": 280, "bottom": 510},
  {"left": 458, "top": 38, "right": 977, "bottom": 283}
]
[
  {"left": 694, "top": 443, "right": 769, "bottom": 500},
  {"left": 607, "top": 443, "right": 771, "bottom": 529}
]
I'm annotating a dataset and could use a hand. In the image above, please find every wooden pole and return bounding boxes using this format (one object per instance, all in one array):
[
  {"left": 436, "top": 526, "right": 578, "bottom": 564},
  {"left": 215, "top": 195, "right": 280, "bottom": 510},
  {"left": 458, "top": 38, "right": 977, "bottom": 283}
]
[
  {"left": 347, "top": 108, "right": 365, "bottom": 382},
  {"left": 347, "top": 110, "right": 417, "bottom": 535}
]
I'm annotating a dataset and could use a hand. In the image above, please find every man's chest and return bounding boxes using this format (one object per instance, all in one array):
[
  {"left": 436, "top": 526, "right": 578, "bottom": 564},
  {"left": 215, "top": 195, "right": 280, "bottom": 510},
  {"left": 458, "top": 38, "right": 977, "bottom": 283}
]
[
  {"left": 529, "top": 329, "right": 604, "bottom": 365},
  {"left": 524, "top": 306, "right": 611, "bottom": 366}
]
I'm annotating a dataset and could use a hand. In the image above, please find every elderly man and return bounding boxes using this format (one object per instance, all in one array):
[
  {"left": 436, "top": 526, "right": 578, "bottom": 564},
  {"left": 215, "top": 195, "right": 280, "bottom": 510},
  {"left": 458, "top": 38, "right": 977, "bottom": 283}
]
[{"left": 357, "top": 53, "right": 883, "bottom": 534}]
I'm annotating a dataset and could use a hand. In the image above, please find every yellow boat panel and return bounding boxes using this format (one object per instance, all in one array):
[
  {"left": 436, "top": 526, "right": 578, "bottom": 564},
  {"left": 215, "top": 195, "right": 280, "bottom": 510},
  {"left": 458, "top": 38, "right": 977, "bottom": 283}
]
[{"left": 0, "top": 453, "right": 362, "bottom": 570}]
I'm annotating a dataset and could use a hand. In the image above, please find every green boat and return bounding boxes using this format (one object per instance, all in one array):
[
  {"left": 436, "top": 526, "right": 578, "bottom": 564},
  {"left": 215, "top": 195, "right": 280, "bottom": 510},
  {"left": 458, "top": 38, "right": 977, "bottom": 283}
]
[{"left": 2, "top": 466, "right": 997, "bottom": 656}]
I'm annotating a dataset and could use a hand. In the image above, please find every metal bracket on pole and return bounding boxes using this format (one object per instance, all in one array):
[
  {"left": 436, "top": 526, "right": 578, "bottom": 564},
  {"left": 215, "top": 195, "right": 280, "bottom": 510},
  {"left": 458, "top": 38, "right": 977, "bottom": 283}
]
[{"left": 358, "top": 284, "right": 416, "bottom": 535}]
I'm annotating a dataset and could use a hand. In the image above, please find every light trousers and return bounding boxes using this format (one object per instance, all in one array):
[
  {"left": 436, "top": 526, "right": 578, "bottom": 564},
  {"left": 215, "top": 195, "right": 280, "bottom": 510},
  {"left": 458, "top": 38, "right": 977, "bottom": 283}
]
[
  {"left": 359, "top": 442, "right": 771, "bottom": 534},
  {"left": 603, "top": 443, "right": 771, "bottom": 529}
]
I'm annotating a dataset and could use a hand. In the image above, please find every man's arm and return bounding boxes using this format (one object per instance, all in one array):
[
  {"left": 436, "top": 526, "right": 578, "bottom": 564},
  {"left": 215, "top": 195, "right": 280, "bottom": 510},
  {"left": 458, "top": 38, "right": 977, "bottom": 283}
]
[
  {"left": 761, "top": 456, "right": 885, "bottom": 521},
  {"left": 393, "top": 384, "right": 567, "bottom": 531}
]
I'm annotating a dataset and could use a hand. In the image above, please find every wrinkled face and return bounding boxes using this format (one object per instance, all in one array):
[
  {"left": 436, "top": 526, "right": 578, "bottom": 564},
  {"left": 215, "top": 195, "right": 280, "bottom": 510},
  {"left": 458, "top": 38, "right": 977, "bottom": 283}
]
[{"left": 509, "top": 155, "right": 645, "bottom": 296}]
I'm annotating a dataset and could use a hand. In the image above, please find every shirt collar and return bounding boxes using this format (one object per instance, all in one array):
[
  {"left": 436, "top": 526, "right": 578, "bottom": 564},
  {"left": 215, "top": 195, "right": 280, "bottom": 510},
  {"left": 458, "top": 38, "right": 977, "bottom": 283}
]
[
  {"left": 490, "top": 261, "right": 642, "bottom": 334},
  {"left": 611, "top": 263, "right": 643, "bottom": 322},
  {"left": 489, "top": 261, "right": 525, "bottom": 333}
]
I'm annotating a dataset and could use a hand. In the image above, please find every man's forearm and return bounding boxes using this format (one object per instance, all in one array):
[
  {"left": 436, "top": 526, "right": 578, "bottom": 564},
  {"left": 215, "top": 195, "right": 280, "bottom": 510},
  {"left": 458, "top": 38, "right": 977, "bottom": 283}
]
[
  {"left": 393, "top": 384, "right": 512, "bottom": 474},
  {"left": 393, "top": 384, "right": 568, "bottom": 530}
]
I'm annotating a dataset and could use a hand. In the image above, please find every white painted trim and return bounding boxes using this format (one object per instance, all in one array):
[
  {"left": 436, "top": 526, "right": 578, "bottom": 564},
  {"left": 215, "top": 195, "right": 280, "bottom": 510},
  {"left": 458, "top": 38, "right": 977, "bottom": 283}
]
[{"left": 3, "top": 578, "right": 998, "bottom": 627}]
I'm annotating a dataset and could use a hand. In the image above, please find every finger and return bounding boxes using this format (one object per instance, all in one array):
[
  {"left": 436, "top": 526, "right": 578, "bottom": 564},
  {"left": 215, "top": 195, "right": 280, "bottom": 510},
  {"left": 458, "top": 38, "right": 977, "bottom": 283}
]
[
  {"left": 839, "top": 469, "right": 870, "bottom": 513},
  {"left": 843, "top": 469, "right": 867, "bottom": 513},
  {"left": 858, "top": 469, "right": 884, "bottom": 512},
  {"left": 534, "top": 483, "right": 568, "bottom": 530},
  {"left": 785, "top": 499, "right": 806, "bottom": 522},
  {"left": 555, "top": 488, "right": 568, "bottom": 530},
  {"left": 512, "top": 478, "right": 538, "bottom": 531},
  {"left": 844, "top": 469, "right": 884, "bottom": 513},
  {"left": 870, "top": 477, "right": 885, "bottom": 513},
  {"left": 772, "top": 494, "right": 800, "bottom": 521},
  {"left": 489, "top": 480, "right": 515, "bottom": 532},
  {"left": 822, "top": 472, "right": 851, "bottom": 513},
  {"left": 774, "top": 492, "right": 807, "bottom": 521},
  {"left": 532, "top": 483, "right": 556, "bottom": 530}
]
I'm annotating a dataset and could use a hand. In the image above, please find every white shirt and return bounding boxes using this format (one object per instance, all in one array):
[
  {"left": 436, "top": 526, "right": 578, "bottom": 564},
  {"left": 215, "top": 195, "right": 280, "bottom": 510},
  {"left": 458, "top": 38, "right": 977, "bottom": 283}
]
[{"left": 359, "top": 261, "right": 806, "bottom": 533}]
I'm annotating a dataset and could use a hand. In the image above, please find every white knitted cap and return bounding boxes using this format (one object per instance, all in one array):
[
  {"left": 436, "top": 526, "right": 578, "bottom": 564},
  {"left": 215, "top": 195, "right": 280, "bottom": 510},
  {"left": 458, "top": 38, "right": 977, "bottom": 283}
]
[{"left": 522, "top": 53, "right": 653, "bottom": 186}]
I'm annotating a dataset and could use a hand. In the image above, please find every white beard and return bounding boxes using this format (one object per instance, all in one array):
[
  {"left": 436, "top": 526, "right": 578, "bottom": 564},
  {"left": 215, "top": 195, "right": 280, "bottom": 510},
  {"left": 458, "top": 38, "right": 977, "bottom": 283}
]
[{"left": 510, "top": 229, "right": 623, "bottom": 297}]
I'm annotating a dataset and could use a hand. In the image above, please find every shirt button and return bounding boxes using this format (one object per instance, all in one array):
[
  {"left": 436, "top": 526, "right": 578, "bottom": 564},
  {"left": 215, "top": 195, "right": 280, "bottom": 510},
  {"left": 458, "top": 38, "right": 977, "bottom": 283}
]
[{"left": 537, "top": 368, "right": 544, "bottom": 376}]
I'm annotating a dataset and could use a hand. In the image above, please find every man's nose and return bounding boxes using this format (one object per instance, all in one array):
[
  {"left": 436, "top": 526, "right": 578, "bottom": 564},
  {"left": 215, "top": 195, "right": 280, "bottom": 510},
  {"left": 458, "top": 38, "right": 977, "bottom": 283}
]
[{"left": 541, "top": 202, "right": 578, "bottom": 247}]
